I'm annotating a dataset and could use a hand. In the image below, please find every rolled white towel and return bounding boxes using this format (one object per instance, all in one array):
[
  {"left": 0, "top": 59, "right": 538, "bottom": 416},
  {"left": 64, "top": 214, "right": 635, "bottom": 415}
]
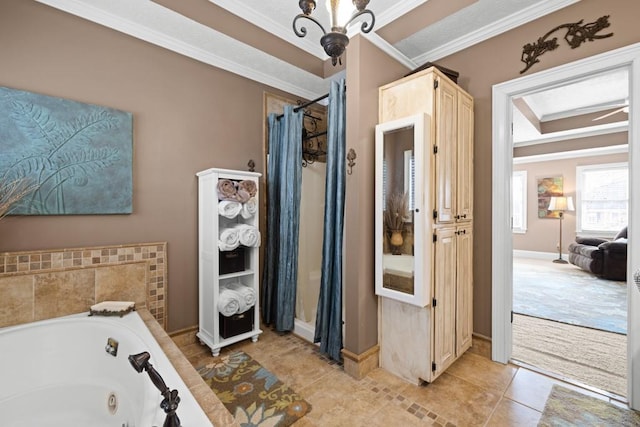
[
  {"left": 218, "top": 200, "right": 242, "bottom": 219},
  {"left": 233, "top": 224, "right": 261, "bottom": 247},
  {"left": 217, "top": 289, "right": 240, "bottom": 317},
  {"left": 218, "top": 227, "right": 240, "bottom": 251},
  {"left": 220, "top": 283, "right": 248, "bottom": 313},
  {"left": 241, "top": 197, "right": 257, "bottom": 219},
  {"left": 224, "top": 282, "right": 256, "bottom": 311}
]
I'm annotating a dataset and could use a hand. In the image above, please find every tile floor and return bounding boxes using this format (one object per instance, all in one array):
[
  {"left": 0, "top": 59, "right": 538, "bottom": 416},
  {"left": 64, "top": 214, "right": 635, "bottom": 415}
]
[{"left": 176, "top": 326, "right": 625, "bottom": 426}]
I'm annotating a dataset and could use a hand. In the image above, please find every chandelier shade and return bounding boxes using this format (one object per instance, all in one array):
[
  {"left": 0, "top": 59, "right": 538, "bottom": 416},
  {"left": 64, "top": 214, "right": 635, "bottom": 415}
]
[{"left": 293, "top": 0, "right": 375, "bottom": 66}]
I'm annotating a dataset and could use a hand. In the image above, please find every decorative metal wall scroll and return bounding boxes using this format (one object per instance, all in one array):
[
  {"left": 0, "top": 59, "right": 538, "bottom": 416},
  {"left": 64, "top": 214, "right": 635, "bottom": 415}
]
[
  {"left": 520, "top": 15, "right": 613, "bottom": 74},
  {"left": 346, "top": 148, "right": 357, "bottom": 175}
]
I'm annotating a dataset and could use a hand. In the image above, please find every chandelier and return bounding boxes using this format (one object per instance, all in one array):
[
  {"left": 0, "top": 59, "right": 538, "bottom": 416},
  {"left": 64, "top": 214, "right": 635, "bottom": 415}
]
[{"left": 293, "top": 0, "right": 376, "bottom": 66}]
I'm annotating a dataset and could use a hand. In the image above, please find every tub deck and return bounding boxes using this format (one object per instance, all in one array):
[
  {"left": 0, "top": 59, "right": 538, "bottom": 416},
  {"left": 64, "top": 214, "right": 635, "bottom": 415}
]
[{"left": 139, "top": 309, "right": 239, "bottom": 426}]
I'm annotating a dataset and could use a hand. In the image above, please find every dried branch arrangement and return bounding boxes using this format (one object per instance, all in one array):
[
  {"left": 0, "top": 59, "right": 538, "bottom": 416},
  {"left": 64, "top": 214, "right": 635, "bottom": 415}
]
[
  {"left": 0, "top": 178, "right": 37, "bottom": 220},
  {"left": 384, "top": 192, "right": 409, "bottom": 231}
]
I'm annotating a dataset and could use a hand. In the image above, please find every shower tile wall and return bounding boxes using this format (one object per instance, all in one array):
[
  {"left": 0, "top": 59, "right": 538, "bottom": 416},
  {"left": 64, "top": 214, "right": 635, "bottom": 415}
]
[{"left": 0, "top": 242, "right": 167, "bottom": 328}]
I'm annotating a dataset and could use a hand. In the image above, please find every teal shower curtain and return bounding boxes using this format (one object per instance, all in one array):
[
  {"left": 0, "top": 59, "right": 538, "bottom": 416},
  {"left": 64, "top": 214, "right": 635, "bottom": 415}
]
[
  {"left": 314, "top": 79, "right": 346, "bottom": 361},
  {"left": 261, "top": 105, "right": 303, "bottom": 332}
]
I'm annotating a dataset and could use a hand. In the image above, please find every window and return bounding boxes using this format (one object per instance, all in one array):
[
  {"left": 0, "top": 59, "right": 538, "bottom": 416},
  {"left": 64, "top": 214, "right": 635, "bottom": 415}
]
[
  {"left": 576, "top": 163, "right": 628, "bottom": 234},
  {"left": 512, "top": 170, "right": 527, "bottom": 233},
  {"left": 404, "top": 150, "right": 415, "bottom": 211}
]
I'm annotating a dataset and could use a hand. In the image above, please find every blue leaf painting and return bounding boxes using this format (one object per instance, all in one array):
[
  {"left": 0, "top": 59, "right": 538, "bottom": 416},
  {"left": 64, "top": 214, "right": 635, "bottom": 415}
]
[{"left": 0, "top": 86, "right": 133, "bottom": 215}]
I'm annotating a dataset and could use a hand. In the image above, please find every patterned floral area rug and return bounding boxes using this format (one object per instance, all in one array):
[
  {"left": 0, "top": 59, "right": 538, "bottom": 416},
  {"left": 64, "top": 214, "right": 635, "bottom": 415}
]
[
  {"left": 197, "top": 350, "right": 311, "bottom": 426},
  {"left": 539, "top": 385, "right": 640, "bottom": 426}
]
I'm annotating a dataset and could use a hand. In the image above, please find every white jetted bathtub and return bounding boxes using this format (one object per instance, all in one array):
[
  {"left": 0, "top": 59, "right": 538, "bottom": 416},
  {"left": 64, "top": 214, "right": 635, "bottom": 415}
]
[{"left": 0, "top": 311, "right": 212, "bottom": 427}]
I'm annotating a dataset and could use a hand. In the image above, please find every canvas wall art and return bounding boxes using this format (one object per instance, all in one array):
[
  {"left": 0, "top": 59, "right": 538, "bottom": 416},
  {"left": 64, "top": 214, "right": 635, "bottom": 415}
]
[
  {"left": 0, "top": 86, "right": 133, "bottom": 215},
  {"left": 537, "top": 176, "right": 563, "bottom": 218}
]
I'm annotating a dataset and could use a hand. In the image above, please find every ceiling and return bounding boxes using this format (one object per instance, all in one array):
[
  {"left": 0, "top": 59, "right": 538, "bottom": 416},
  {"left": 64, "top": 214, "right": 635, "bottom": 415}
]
[
  {"left": 513, "top": 67, "right": 629, "bottom": 145},
  {"left": 36, "top": 0, "right": 580, "bottom": 100},
  {"left": 35, "top": 0, "right": 628, "bottom": 145}
]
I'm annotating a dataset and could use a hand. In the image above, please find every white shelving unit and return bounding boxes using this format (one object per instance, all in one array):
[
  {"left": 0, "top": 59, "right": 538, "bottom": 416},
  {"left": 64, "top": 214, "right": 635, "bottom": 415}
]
[{"left": 196, "top": 167, "right": 262, "bottom": 356}]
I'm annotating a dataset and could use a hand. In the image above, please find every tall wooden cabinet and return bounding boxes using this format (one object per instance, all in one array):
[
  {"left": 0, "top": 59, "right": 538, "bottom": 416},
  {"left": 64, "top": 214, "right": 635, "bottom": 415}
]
[
  {"left": 376, "top": 67, "right": 474, "bottom": 384},
  {"left": 196, "top": 167, "right": 262, "bottom": 357}
]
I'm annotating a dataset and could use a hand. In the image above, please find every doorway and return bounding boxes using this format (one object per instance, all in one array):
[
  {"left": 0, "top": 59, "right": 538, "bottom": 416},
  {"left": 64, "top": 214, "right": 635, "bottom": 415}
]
[
  {"left": 263, "top": 92, "right": 328, "bottom": 342},
  {"left": 491, "top": 43, "right": 640, "bottom": 409}
]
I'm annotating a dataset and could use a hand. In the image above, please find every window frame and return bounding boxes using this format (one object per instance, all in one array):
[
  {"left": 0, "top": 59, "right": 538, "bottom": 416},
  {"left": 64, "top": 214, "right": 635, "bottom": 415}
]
[
  {"left": 511, "top": 170, "right": 527, "bottom": 234},
  {"left": 575, "top": 161, "right": 628, "bottom": 237}
]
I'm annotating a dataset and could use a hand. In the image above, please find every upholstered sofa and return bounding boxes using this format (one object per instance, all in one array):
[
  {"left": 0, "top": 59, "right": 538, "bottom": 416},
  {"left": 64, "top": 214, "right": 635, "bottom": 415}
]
[{"left": 568, "top": 226, "right": 627, "bottom": 281}]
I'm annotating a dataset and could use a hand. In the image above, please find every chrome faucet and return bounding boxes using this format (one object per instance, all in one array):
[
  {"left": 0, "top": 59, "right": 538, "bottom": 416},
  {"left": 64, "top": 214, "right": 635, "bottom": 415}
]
[{"left": 128, "top": 352, "right": 181, "bottom": 427}]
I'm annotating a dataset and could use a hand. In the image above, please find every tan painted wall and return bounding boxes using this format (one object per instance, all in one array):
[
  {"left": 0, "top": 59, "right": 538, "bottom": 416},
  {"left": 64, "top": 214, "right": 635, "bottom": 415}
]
[
  {"left": 344, "top": 36, "right": 409, "bottom": 354},
  {"left": 431, "top": 0, "right": 640, "bottom": 336},
  {"left": 2, "top": 0, "right": 639, "bottom": 343},
  {"left": 513, "top": 152, "right": 628, "bottom": 253},
  {"left": 343, "top": 0, "right": 640, "bottom": 345},
  {"left": 0, "top": 0, "right": 292, "bottom": 332}
]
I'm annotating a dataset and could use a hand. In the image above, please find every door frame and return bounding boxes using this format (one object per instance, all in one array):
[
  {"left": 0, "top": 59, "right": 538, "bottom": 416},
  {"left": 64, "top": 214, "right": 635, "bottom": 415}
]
[{"left": 491, "top": 42, "right": 640, "bottom": 409}]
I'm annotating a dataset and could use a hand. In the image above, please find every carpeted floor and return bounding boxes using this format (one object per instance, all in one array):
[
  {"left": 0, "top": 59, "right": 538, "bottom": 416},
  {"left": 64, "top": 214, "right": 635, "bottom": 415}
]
[
  {"left": 197, "top": 350, "right": 311, "bottom": 426},
  {"left": 512, "top": 313, "right": 627, "bottom": 397},
  {"left": 513, "top": 257, "right": 627, "bottom": 334},
  {"left": 539, "top": 385, "right": 640, "bottom": 426}
]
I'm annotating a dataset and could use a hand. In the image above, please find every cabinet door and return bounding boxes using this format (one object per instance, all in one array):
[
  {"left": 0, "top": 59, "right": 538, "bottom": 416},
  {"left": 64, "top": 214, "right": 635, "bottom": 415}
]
[
  {"left": 434, "top": 78, "right": 457, "bottom": 224},
  {"left": 432, "top": 227, "right": 457, "bottom": 379},
  {"left": 456, "top": 226, "right": 473, "bottom": 355},
  {"left": 456, "top": 92, "right": 474, "bottom": 223}
]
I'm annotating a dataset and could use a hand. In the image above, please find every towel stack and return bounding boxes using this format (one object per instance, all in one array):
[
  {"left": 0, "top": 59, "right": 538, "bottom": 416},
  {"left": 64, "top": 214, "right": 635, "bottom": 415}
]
[
  {"left": 218, "top": 224, "right": 261, "bottom": 251},
  {"left": 217, "top": 179, "right": 257, "bottom": 204},
  {"left": 217, "top": 282, "right": 256, "bottom": 317},
  {"left": 217, "top": 197, "right": 257, "bottom": 220}
]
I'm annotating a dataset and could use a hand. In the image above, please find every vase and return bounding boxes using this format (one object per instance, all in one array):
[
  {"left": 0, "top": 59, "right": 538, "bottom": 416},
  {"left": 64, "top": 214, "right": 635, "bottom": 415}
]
[{"left": 390, "top": 230, "right": 403, "bottom": 247}]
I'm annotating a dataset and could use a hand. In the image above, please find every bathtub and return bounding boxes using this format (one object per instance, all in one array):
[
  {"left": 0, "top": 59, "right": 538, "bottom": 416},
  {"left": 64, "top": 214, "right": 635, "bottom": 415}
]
[
  {"left": 383, "top": 253, "right": 414, "bottom": 278},
  {"left": 0, "top": 311, "right": 212, "bottom": 427}
]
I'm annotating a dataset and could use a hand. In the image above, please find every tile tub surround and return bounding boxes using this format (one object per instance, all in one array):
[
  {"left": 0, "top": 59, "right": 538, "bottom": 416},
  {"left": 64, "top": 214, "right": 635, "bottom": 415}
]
[
  {"left": 139, "top": 309, "right": 234, "bottom": 426},
  {"left": 0, "top": 242, "right": 167, "bottom": 329}
]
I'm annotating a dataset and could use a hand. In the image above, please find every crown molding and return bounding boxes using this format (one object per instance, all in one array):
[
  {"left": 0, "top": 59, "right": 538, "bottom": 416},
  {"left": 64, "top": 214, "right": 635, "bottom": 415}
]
[
  {"left": 36, "top": 0, "right": 329, "bottom": 100},
  {"left": 514, "top": 122, "right": 628, "bottom": 147},
  {"left": 513, "top": 144, "right": 629, "bottom": 164},
  {"left": 374, "top": 0, "right": 429, "bottom": 29},
  {"left": 209, "top": 0, "right": 326, "bottom": 59},
  {"left": 362, "top": 32, "right": 417, "bottom": 70},
  {"left": 412, "top": 0, "right": 580, "bottom": 63}
]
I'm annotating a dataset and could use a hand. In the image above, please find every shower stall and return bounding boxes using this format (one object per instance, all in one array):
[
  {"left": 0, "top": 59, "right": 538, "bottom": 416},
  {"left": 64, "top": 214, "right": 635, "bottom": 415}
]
[{"left": 294, "top": 161, "right": 326, "bottom": 342}]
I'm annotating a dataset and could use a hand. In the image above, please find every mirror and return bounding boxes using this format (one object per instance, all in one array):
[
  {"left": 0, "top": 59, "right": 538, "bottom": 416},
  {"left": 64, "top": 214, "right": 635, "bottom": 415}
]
[{"left": 375, "top": 113, "right": 429, "bottom": 306}]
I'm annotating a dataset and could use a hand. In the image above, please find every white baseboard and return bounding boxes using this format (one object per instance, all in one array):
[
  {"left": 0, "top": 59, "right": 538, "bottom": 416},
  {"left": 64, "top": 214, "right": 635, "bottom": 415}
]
[
  {"left": 513, "top": 250, "right": 566, "bottom": 260},
  {"left": 294, "top": 318, "right": 316, "bottom": 343}
]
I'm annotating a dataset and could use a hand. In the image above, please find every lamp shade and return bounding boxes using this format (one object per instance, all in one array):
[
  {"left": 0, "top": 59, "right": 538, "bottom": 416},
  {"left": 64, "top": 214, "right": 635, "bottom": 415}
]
[{"left": 548, "top": 196, "right": 574, "bottom": 212}]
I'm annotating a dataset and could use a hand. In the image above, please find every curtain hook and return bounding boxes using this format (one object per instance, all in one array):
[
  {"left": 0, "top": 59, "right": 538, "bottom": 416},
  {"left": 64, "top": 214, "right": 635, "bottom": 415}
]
[{"left": 346, "top": 148, "right": 356, "bottom": 175}]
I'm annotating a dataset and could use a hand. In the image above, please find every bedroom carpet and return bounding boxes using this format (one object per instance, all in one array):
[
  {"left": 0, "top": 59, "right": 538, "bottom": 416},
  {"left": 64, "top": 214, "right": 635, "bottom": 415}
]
[
  {"left": 512, "top": 313, "right": 626, "bottom": 397},
  {"left": 513, "top": 257, "right": 627, "bottom": 334}
]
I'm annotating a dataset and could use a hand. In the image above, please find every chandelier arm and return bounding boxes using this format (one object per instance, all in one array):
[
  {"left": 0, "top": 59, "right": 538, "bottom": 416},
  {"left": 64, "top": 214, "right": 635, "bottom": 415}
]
[
  {"left": 293, "top": 14, "right": 327, "bottom": 38},
  {"left": 343, "top": 9, "right": 375, "bottom": 34}
]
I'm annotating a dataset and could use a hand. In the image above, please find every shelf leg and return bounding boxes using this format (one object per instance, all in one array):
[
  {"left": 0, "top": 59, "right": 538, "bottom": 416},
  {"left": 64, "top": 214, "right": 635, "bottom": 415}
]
[
  {"left": 251, "top": 335, "right": 259, "bottom": 343},
  {"left": 212, "top": 348, "right": 220, "bottom": 357}
]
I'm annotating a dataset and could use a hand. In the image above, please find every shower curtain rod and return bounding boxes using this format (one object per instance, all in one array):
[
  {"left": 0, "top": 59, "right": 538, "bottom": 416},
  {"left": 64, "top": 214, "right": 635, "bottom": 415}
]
[{"left": 275, "top": 92, "right": 329, "bottom": 120}]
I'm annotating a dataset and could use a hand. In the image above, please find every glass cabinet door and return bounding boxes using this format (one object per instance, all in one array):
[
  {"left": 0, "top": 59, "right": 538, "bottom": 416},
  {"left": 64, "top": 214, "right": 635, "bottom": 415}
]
[{"left": 375, "top": 113, "right": 431, "bottom": 307}]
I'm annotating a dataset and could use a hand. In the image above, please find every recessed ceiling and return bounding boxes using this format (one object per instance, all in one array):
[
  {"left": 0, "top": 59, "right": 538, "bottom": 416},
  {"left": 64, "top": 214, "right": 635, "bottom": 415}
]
[
  {"left": 513, "top": 67, "right": 629, "bottom": 145},
  {"left": 36, "top": 0, "right": 579, "bottom": 99}
]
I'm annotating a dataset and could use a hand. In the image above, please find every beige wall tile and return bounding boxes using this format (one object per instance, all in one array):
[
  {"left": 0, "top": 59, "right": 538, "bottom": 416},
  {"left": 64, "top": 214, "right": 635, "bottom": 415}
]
[
  {"left": 34, "top": 269, "right": 95, "bottom": 320},
  {"left": 95, "top": 263, "right": 147, "bottom": 307},
  {"left": 0, "top": 275, "right": 34, "bottom": 328}
]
